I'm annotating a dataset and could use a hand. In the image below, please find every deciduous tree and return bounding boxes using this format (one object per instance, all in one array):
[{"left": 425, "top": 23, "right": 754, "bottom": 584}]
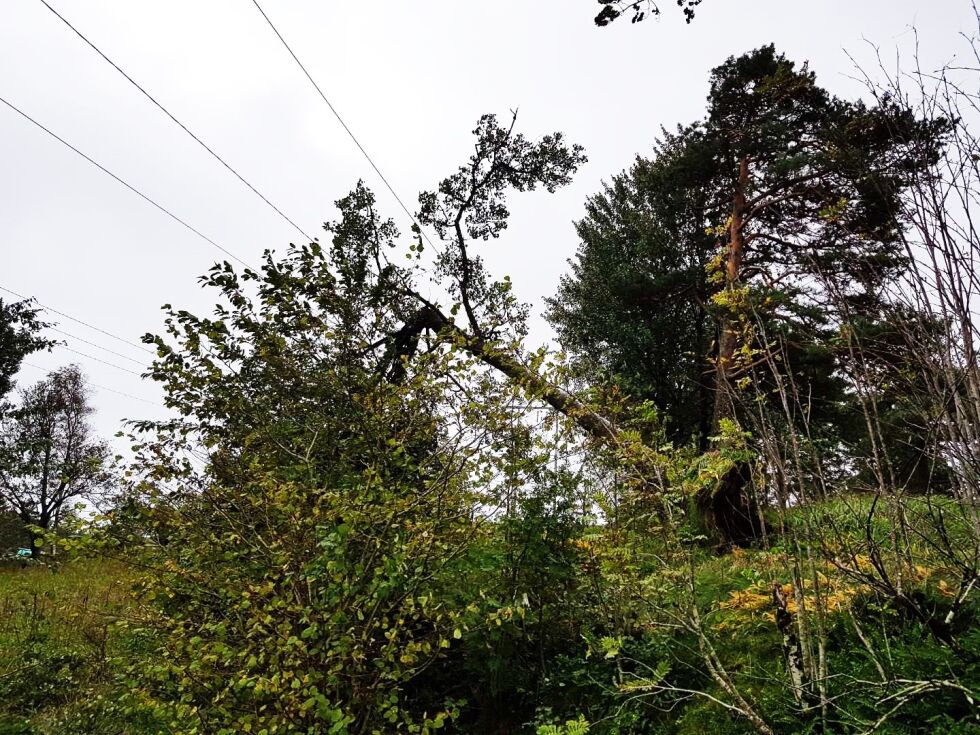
[{"left": 0, "top": 365, "right": 109, "bottom": 555}]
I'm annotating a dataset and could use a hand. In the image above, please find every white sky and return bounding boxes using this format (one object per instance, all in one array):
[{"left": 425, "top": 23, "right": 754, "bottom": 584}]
[{"left": 2, "top": 0, "right": 974, "bottom": 446}]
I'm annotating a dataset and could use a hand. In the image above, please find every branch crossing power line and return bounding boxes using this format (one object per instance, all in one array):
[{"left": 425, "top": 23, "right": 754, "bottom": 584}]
[{"left": 6, "top": 3, "right": 448, "bottom": 410}]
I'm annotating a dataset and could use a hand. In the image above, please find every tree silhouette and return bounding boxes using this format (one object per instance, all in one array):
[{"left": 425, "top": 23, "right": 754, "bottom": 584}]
[{"left": 594, "top": 0, "right": 704, "bottom": 27}]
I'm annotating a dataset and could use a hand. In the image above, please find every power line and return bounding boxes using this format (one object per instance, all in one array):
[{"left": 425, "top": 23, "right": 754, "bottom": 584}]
[
  {"left": 249, "top": 0, "right": 437, "bottom": 251},
  {"left": 90, "top": 382, "right": 164, "bottom": 408},
  {"left": 37, "top": 0, "right": 315, "bottom": 244},
  {"left": 0, "top": 283, "right": 155, "bottom": 356},
  {"left": 59, "top": 345, "right": 145, "bottom": 377},
  {"left": 48, "top": 326, "right": 147, "bottom": 366},
  {"left": 0, "top": 295, "right": 145, "bottom": 377},
  {"left": 21, "top": 361, "right": 165, "bottom": 408},
  {"left": 0, "top": 94, "right": 250, "bottom": 268}
]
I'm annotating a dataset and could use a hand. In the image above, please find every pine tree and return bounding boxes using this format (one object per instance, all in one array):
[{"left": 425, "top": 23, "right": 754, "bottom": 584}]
[{"left": 550, "top": 46, "right": 947, "bottom": 541}]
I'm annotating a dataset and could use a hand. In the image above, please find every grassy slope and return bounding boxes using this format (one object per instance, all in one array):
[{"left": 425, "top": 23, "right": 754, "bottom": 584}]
[
  {"left": 0, "top": 559, "right": 139, "bottom": 734},
  {"left": 0, "top": 497, "right": 977, "bottom": 734}
]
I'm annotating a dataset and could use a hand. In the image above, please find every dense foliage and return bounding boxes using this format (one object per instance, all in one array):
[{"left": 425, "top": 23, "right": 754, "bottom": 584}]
[
  {"left": 2, "top": 40, "right": 979, "bottom": 735},
  {"left": 548, "top": 46, "right": 949, "bottom": 541}
]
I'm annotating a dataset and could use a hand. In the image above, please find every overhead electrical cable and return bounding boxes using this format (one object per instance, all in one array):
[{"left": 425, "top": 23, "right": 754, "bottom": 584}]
[
  {"left": 59, "top": 345, "right": 145, "bottom": 377},
  {"left": 0, "top": 94, "right": 250, "bottom": 268},
  {"left": 249, "top": 0, "right": 437, "bottom": 251},
  {"left": 48, "top": 327, "right": 148, "bottom": 366},
  {"left": 22, "top": 361, "right": 165, "bottom": 408},
  {"left": 0, "top": 283, "right": 155, "bottom": 356},
  {"left": 37, "top": 0, "right": 314, "bottom": 244}
]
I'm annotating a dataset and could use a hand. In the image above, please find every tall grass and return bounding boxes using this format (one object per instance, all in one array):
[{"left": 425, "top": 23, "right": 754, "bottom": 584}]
[{"left": 0, "top": 560, "right": 136, "bottom": 733}]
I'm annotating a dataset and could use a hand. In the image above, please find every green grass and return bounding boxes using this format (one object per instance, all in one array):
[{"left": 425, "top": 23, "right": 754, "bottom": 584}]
[
  {"left": 0, "top": 559, "right": 139, "bottom": 734},
  {"left": 0, "top": 501, "right": 977, "bottom": 734}
]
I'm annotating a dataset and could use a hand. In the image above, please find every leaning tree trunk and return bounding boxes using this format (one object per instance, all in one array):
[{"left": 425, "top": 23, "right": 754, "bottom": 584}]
[{"left": 393, "top": 232, "right": 763, "bottom": 545}]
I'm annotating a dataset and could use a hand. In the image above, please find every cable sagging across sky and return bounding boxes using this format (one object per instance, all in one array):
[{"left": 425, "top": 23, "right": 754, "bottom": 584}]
[
  {"left": 249, "top": 0, "right": 439, "bottom": 254},
  {"left": 0, "top": 95, "right": 251, "bottom": 268},
  {"left": 0, "top": 283, "right": 155, "bottom": 356},
  {"left": 37, "top": 0, "right": 315, "bottom": 244}
]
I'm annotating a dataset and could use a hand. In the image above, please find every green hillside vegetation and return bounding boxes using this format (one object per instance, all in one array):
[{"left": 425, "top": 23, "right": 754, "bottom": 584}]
[
  {"left": 2, "top": 497, "right": 977, "bottom": 733},
  {"left": 2, "top": 41, "right": 980, "bottom": 735}
]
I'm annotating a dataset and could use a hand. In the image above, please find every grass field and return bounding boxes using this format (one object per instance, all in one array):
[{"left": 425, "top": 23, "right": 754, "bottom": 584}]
[
  {"left": 0, "top": 559, "right": 138, "bottom": 734},
  {"left": 0, "top": 504, "right": 976, "bottom": 735}
]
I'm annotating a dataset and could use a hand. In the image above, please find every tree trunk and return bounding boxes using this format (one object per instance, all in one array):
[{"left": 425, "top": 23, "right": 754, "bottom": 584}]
[
  {"left": 713, "top": 155, "right": 749, "bottom": 431},
  {"left": 397, "top": 305, "right": 620, "bottom": 445},
  {"left": 703, "top": 156, "right": 763, "bottom": 545},
  {"left": 29, "top": 508, "right": 52, "bottom": 559},
  {"left": 29, "top": 526, "right": 44, "bottom": 559}
]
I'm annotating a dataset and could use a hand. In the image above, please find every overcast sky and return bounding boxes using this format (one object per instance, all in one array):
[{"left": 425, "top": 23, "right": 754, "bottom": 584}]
[{"left": 2, "top": 0, "right": 975, "bottom": 445}]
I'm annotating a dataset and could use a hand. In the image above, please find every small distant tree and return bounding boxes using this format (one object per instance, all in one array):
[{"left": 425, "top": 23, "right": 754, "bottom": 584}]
[{"left": 0, "top": 365, "right": 109, "bottom": 555}]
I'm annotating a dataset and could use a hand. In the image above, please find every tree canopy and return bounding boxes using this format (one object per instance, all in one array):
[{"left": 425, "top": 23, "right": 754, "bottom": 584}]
[
  {"left": 0, "top": 365, "right": 109, "bottom": 555},
  {"left": 0, "top": 298, "right": 51, "bottom": 406},
  {"left": 11, "top": 38, "right": 980, "bottom": 735},
  {"left": 548, "top": 45, "right": 948, "bottom": 540}
]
